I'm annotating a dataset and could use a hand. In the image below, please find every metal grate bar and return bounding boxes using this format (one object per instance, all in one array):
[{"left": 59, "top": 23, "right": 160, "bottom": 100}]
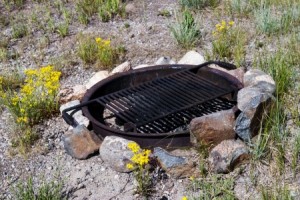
[{"left": 98, "top": 70, "right": 236, "bottom": 132}]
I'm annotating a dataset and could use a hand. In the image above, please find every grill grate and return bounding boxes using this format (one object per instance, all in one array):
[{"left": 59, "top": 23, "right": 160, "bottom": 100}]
[{"left": 95, "top": 70, "right": 236, "bottom": 133}]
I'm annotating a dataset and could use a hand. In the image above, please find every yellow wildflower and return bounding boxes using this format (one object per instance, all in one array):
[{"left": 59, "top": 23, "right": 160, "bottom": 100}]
[
  {"left": 189, "top": 176, "right": 194, "bottom": 181},
  {"left": 229, "top": 21, "right": 234, "bottom": 26},
  {"left": 221, "top": 20, "right": 226, "bottom": 27},
  {"left": 128, "top": 142, "right": 140, "bottom": 153},
  {"left": 182, "top": 196, "right": 188, "bottom": 200},
  {"left": 95, "top": 37, "right": 102, "bottom": 43},
  {"left": 126, "top": 163, "right": 134, "bottom": 170},
  {"left": 103, "top": 40, "right": 111, "bottom": 46}
]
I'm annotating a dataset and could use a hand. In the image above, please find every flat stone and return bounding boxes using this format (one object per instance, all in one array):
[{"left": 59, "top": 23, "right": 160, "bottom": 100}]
[
  {"left": 208, "top": 139, "right": 249, "bottom": 173},
  {"left": 154, "top": 147, "right": 196, "bottom": 179},
  {"left": 99, "top": 136, "right": 137, "bottom": 173},
  {"left": 178, "top": 51, "right": 205, "bottom": 65},
  {"left": 62, "top": 125, "right": 102, "bottom": 160},
  {"left": 190, "top": 109, "right": 236, "bottom": 147},
  {"left": 85, "top": 70, "right": 109, "bottom": 89},
  {"left": 60, "top": 100, "right": 89, "bottom": 127},
  {"left": 155, "top": 57, "right": 176, "bottom": 65},
  {"left": 244, "top": 69, "right": 275, "bottom": 94},
  {"left": 111, "top": 61, "right": 131, "bottom": 74}
]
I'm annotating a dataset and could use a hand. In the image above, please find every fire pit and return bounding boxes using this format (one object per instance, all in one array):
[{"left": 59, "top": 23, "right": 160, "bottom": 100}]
[{"left": 62, "top": 61, "right": 242, "bottom": 148}]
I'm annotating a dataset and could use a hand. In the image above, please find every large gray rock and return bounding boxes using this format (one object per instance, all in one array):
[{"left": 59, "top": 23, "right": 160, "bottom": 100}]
[
  {"left": 235, "top": 87, "right": 273, "bottom": 142},
  {"left": 244, "top": 69, "right": 275, "bottom": 94},
  {"left": 190, "top": 109, "right": 236, "bottom": 147},
  {"left": 60, "top": 100, "right": 89, "bottom": 127},
  {"left": 178, "top": 51, "right": 205, "bottom": 65},
  {"left": 111, "top": 61, "right": 131, "bottom": 74},
  {"left": 153, "top": 147, "right": 196, "bottom": 179},
  {"left": 155, "top": 56, "right": 176, "bottom": 65},
  {"left": 85, "top": 70, "right": 109, "bottom": 89},
  {"left": 208, "top": 139, "right": 249, "bottom": 173},
  {"left": 62, "top": 125, "right": 102, "bottom": 160},
  {"left": 99, "top": 136, "right": 137, "bottom": 173},
  {"left": 237, "top": 87, "right": 271, "bottom": 111}
]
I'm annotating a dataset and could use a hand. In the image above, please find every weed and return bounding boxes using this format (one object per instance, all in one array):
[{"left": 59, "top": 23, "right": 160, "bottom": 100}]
[
  {"left": 12, "top": 23, "right": 28, "bottom": 39},
  {"left": 76, "top": 0, "right": 102, "bottom": 24},
  {"left": 226, "top": 0, "right": 252, "bottom": 16},
  {"left": 12, "top": 176, "right": 64, "bottom": 200},
  {"left": 211, "top": 20, "right": 247, "bottom": 66},
  {"left": 158, "top": 10, "right": 172, "bottom": 17},
  {"left": 0, "top": 48, "right": 8, "bottom": 62},
  {"left": 56, "top": 23, "right": 69, "bottom": 37},
  {"left": 188, "top": 175, "right": 236, "bottom": 199},
  {"left": 180, "top": 0, "right": 220, "bottom": 10},
  {"left": 98, "top": 0, "right": 125, "bottom": 22},
  {"left": 260, "top": 184, "right": 293, "bottom": 200},
  {"left": 127, "top": 142, "right": 152, "bottom": 197},
  {"left": 254, "top": 6, "right": 300, "bottom": 35},
  {"left": 77, "top": 35, "right": 99, "bottom": 64},
  {"left": 170, "top": 9, "right": 200, "bottom": 49},
  {"left": 291, "top": 134, "right": 300, "bottom": 177},
  {"left": 77, "top": 35, "right": 120, "bottom": 69},
  {"left": 0, "top": 70, "right": 24, "bottom": 90}
]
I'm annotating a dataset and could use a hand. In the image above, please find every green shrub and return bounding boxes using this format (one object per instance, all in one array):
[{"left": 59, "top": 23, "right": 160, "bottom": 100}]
[{"left": 170, "top": 10, "right": 200, "bottom": 49}]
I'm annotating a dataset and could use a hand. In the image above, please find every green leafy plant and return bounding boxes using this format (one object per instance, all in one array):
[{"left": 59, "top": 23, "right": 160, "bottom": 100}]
[
  {"left": 170, "top": 10, "right": 200, "bottom": 49},
  {"left": 180, "top": 0, "right": 220, "bottom": 10},
  {"left": 211, "top": 20, "right": 247, "bottom": 66},
  {"left": 126, "top": 142, "right": 152, "bottom": 197}
]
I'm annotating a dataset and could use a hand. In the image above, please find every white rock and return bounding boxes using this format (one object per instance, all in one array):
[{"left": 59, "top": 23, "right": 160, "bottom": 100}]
[
  {"left": 99, "top": 136, "right": 138, "bottom": 172},
  {"left": 155, "top": 57, "right": 176, "bottom": 65},
  {"left": 85, "top": 70, "right": 109, "bottom": 89},
  {"left": 111, "top": 61, "right": 131, "bottom": 74},
  {"left": 60, "top": 100, "right": 89, "bottom": 127},
  {"left": 132, "top": 64, "right": 150, "bottom": 70},
  {"left": 178, "top": 51, "right": 205, "bottom": 65}
]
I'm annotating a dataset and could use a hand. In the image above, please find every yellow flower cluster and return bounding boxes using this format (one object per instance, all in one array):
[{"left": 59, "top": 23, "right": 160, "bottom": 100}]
[
  {"left": 126, "top": 142, "right": 151, "bottom": 169},
  {"left": 213, "top": 20, "right": 234, "bottom": 36},
  {"left": 0, "top": 65, "right": 61, "bottom": 127},
  {"left": 95, "top": 37, "right": 111, "bottom": 47}
]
